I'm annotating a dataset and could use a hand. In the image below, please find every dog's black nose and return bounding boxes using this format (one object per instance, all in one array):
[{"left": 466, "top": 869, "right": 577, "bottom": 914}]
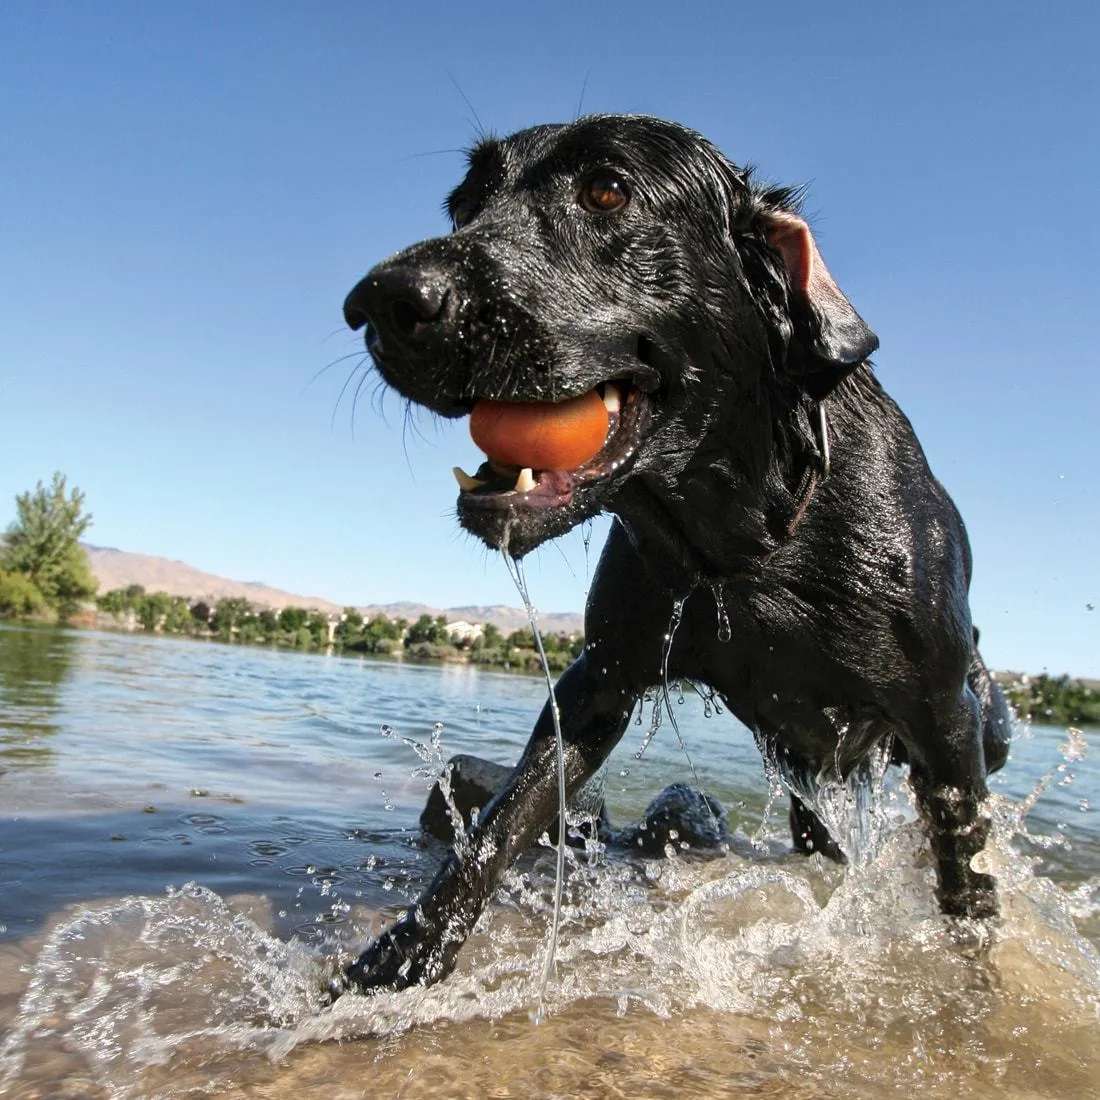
[{"left": 343, "top": 266, "right": 451, "bottom": 343}]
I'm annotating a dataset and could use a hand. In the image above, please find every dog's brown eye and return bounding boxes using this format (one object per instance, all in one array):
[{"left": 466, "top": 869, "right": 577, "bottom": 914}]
[
  {"left": 580, "top": 173, "right": 631, "bottom": 214},
  {"left": 451, "top": 199, "right": 477, "bottom": 229}
]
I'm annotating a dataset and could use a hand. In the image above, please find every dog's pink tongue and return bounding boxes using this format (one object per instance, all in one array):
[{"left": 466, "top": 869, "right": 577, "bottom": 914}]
[{"left": 469, "top": 391, "right": 609, "bottom": 471}]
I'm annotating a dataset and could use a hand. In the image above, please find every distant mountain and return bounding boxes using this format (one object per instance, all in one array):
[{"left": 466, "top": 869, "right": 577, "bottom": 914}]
[{"left": 83, "top": 544, "right": 584, "bottom": 635}]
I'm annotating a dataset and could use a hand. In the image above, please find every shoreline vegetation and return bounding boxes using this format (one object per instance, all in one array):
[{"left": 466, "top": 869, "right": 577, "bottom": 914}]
[
  {"left": 89, "top": 585, "right": 583, "bottom": 674},
  {"left": 1, "top": 472, "right": 1097, "bottom": 718},
  {"left": 9, "top": 584, "right": 1100, "bottom": 724}
]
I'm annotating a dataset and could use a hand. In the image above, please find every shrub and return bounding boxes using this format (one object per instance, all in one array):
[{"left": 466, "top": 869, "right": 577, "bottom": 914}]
[{"left": 0, "top": 569, "right": 48, "bottom": 617}]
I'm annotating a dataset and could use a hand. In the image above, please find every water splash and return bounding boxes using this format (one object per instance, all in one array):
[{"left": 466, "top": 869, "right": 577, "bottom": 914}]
[
  {"left": 0, "top": 886, "right": 323, "bottom": 1094},
  {"left": 755, "top": 728, "right": 901, "bottom": 866},
  {"left": 809, "top": 739, "right": 899, "bottom": 866},
  {"left": 753, "top": 750, "right": 790, "bottom": 852},
  {"left": 2, "top": 752, "right": 1098, "bottom": 1097}
]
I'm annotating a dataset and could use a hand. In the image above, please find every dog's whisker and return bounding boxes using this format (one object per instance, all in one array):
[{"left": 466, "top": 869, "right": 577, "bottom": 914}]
[
  {"left": 573, "top": 71, "right": 591, "bottom": 122},
  {"left": 397, "top": 147, "right": 469, "bottom": 163},
  {"left": 368, "top": 375, "right": 390, "bottom": 421},
  {"left": 349, "top": 368, "right": 377, "bottom": 442},
  {"left": 446, "top": 70, "right": 486, "bottom": 140},
  {"left": 320, "top": 324, "right": 360, "bottom": 345},
  {"left": 304, "top": 350, "right": 370, "bottom": 395},
  {"left": 399, "top": 402, "right": 421, "bottom": 480},
  {"left": 331, "top": 361, "right": 369, "bottom": 432},
  {"left": 550, "top": 536, "right": 582, "bottom": 586}
]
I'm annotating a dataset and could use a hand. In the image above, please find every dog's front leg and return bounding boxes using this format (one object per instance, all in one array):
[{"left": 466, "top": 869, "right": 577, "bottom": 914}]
[
  {"left": 342, "top": 653, "right": 635, "bottom": 994},
  {"left": 910, "top": 687, "right": 998, "bottom": 920}
]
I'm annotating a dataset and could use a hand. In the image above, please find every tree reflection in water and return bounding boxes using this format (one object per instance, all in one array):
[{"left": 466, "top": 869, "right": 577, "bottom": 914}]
[{"left": 0, "top": 625, "right": 75, "bottom": 767}]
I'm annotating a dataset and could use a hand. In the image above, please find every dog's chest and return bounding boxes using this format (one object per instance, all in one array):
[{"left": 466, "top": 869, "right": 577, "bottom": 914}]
[{"left": 664, "top": 584, "right": 888, "bottom": 764}]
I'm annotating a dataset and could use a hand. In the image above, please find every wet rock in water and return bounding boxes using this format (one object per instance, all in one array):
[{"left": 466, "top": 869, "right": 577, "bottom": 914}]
[
  {"left": 616, "top": 783, "right": 731, "bottom": 856},
  {"left": 421, "top": 758, "right": 726, "bottom": 858},
  {"left": 420, "top": 753, "right": 610, "bottom": 848},
  {"left": 420, "top": 754, "right": 512, "bottom": 843}
]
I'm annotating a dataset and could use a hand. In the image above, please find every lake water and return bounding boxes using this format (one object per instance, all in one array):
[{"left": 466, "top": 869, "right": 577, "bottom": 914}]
[{"left": 0, "top": 623, "right": 1097, "bottom": 1099}]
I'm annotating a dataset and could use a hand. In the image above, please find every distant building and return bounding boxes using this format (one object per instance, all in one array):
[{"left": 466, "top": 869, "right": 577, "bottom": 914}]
[{"left": 445, "top": 620, "right": 483, "bottom": 644}]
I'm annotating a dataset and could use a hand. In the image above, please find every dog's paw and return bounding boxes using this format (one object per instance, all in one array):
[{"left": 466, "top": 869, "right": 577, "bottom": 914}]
[
  {"left": 341, "top": 909, "right": 454, "bottom": 995},
  {"left": 937, "top": 867, "right": 999, "bottom": 921}
]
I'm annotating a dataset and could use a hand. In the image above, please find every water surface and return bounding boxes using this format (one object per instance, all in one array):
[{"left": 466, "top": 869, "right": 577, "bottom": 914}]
[{"left": 0, "top": 625, "right": 1097, "bottom": 1098}]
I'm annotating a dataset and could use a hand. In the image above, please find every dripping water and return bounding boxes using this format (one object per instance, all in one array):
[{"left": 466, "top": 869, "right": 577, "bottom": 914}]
[
  {"left": 502, "top": 550, "right": 567, "bottom": 1019},
  {"left": 636, "top": 590, "right": 723, "bottom": 845},
  {"left": 635, "top": 595, "right": 689, "bottom": 760},
  {"left": 580, "top": 517, "right": 595, "bottom": 600},
  {"left": 709, "top": 581, "right": 732, "bottom": 643}
]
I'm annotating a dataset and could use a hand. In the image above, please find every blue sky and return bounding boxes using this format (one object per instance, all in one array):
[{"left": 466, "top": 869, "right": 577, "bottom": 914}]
[{"left": 1, "top": 2, "right": 1096, "bottom": 677}]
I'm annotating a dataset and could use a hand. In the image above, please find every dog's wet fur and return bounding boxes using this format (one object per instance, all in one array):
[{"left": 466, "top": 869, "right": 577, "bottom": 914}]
[{"left": 341, "top": 115, "right": 1011, "bottom": 993}]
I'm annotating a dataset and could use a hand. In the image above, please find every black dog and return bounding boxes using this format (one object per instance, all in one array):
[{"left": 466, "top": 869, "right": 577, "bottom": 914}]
[{"left": 341, "top": 115, "right": 1011, "bottom": 993}]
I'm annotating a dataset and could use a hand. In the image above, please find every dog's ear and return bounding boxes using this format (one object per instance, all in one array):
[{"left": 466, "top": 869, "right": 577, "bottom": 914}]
[{"left": 764, "top": 211, "right": 879, "bottom": 398}]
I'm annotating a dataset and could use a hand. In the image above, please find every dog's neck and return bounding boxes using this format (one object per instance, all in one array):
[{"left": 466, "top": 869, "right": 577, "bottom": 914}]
[
  {"left": 614, "top": 398, "right": 831, "bottom": 591},
  {"left": 777, "top": 402, "right": 830, "bottom": 539}
]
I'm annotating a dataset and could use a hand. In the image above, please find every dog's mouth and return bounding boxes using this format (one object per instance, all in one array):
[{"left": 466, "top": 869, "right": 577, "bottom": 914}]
[{"left": 454, "top": 378, "right": 654, "bottom": 546}]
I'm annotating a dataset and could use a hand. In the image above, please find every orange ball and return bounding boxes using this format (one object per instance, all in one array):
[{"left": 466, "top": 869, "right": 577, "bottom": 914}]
[{"left": 469, "top": 390, "right": 609, "bottom": 470}]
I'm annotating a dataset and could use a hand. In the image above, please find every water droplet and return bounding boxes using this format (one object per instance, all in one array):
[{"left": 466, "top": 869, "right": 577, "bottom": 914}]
[{"left": 709, "top": 582, "right": 732, "bottom": 643}]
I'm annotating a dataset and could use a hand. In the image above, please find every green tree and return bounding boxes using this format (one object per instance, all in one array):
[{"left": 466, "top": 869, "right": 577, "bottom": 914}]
[
  {"left": 161, "top": 596, "right": 194, "bottom": 634},
  {"left": 334, "top": 608, "right": 364, "bottom": 647},
  {"left": 96, "top": 588, "right": 132, "bottom": 616},
  {"left": 0, "top": 568, "right": 48, "bottom": 617},
  {"left": 211, "top": 597, "right": 254, "bottom": 636},
  {"left": 278, "top": 606, "right": 308, "bottom": 633},
  {"left": 354, "top": 614, "right": 402, "bottom": 654},
  {"left": 135, "top": 592, "right": 176, "bottom": 631},
  {"left": 1, "top": 473, "right": 97, "bottom": 616},
  {"left": 306, "top": 610, "right": 330, "bottom": 647},
  {"left": 406, "top": 614, "right": 450, "bottom": 646},
  {"left": 1002, "top": 673, "right": 1100, "bottom": 726},
  {"left": 237, "top": 617, "right": 265, "bottom": 644}
]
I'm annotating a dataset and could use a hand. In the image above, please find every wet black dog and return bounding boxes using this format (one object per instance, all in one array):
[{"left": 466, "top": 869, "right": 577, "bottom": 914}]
[{"left": 341, "top": 115, "right": 1011, "bottom": 993}]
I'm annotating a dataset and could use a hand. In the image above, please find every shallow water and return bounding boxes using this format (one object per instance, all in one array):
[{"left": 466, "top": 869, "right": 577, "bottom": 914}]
[{"left": 0, "top": 624, "right": 1097, "bottom": 1098}]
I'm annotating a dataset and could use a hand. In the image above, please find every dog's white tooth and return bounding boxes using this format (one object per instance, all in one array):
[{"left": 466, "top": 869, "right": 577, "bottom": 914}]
[
  {"left": 453, "top": 466, "right": 485, "bottom": 492},
  {"left": 515, "top": 467, "right": 536, "bottom": 493},
  {"left": 602, "top": 386, "right": 621, "bottom": 414}
]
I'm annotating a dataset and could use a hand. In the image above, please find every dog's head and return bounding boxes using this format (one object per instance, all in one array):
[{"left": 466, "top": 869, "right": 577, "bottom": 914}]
[{"left": 345, "top": 115, "right": 877, "bottom": 558}]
